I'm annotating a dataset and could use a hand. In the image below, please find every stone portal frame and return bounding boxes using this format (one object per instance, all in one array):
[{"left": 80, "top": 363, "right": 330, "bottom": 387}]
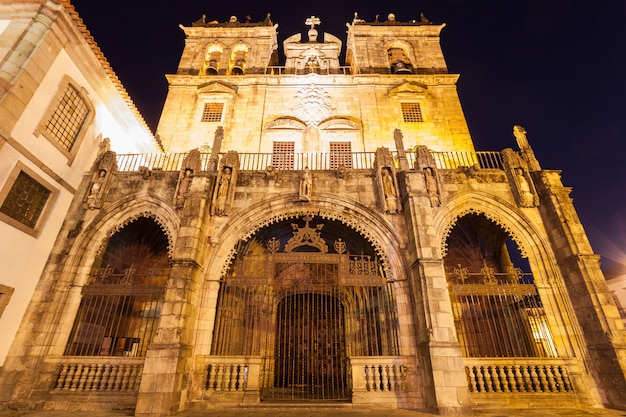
[
  {"left": 194, "top": 194, "right": 415, "bottom": 357},
  {"left": 432, "top": 191, "right": 590, "bottom": 361}
]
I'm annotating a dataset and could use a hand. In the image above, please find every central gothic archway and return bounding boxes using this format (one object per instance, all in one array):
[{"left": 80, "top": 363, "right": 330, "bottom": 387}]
[{"left": 209, "top": 215, "right": 400, "bottom": 401}]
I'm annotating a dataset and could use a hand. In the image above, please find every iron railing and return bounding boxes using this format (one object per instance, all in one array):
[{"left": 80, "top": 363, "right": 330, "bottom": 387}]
[
  {"left": 265, "top": 66, "right": 352, "bottom": 75},
  {"left": 115, "top": 150, "right": 505, "bottom": 173}
]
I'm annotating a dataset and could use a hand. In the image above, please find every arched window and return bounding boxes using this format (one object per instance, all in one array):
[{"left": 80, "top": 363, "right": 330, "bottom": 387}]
[
  {"left": 387, "top": 47, "right": 413, "bottom": 74},
  {"left": 64, "top": 217, "right": 170, "bottom": 357},
  {"left": 203, "top": 45, "right": 223, "bottom": 75},
  {"left": 444, "top": 213, "right": 557, "bottom": 358},
  {"left": 229, "top": 44, "right": 248, "bottom": 75}
]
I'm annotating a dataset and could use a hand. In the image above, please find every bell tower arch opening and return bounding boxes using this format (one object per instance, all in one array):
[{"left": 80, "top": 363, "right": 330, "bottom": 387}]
[{"left": 209, "top": 215, "right": 401, "bottom": 401}]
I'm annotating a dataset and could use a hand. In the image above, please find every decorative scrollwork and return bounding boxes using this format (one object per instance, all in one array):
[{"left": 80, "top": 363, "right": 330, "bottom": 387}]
[
  {"left": 349, "top": 254, "right": 378, "bottom": 276},
  {"left": 121, "top": 264, "right": 136, "bottom": 285},
  {"left": 267, "top": 237, "right": 280, "bottom": 253},
  {"left": 453, "top": 264, "right": 469, "bottom": 284},
  {"left": 334, "top": 238, "right": 346, "bottom": 255},
  {"left": 481, "top": 260, "right": 497, "bottom": 284},
  {"left": 219, "top": 209, "right": 394, "bottom": 280}
]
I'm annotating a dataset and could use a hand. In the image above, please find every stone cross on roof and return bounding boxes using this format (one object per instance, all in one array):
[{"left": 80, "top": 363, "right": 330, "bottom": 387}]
[{"left": 305, "top": 16, "right": 321, "bottom": 29}]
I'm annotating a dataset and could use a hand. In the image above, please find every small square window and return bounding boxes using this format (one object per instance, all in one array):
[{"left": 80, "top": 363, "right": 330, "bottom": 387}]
[
  {"left": 44, "top": 84, "right": 90, "bottom": 151},
  {"left": 401, "top": 102, "right": 423, "bottom": 122},
  {"left": 330, "top": 142, "right": 352, "bottom": 169},
  {"left": 0, "top": 284, "right": 14, "bottom": 319},
  {"left": 0, "top": 162, "right": 58, "bottom": 236},
  {"left": 201, "top": 102, "right": 224, "bottom": 122},
  {"left": 36, "top": 76, "right": 94, "bottom": 164},
  {"left": 272, "top": 142, "right": 294, "bottom": 170}
]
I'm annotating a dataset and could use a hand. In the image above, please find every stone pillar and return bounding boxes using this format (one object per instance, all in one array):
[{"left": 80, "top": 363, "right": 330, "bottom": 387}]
[
  {"left": 135, "top": 260, "right": 200, "bottom": 417},
  {"left": 135, "top": 173, "right": 211, "bottom": 416},
  {"left": 399, "top": 171, "right": 471, "bottom": 415},
  {"left": 533, "top": 169, "right": 626, "bottom": 410}
]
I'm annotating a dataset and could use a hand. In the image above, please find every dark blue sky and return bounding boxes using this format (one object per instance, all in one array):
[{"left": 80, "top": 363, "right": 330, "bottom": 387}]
[{"left": 71, "top": 0, "right": 626, "bottom": 268}]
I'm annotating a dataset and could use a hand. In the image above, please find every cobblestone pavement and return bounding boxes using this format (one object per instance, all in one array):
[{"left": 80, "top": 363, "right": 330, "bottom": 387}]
[{"left": 0, "top": 406, "right": 625, "bottom": 417}]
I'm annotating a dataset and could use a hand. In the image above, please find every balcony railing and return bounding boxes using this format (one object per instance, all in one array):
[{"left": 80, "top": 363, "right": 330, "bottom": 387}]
[
  {"left": 265, "top": 66, "right": 352, "bottom": 75},
  {"left": 115, "top": 151, "right": 505, "bottom": 173}
]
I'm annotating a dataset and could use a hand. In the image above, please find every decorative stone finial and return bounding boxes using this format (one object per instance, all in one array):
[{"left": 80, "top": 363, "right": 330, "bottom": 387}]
[{"left": 305, "top": 16, "right": 321, "bottom": 42}]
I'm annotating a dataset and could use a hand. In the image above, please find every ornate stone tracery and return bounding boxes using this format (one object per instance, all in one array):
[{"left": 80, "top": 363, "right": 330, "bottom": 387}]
[
  {"left": 292, "top": 85, "right": 334, "bottom": 127},
  {"left": 440, "top": 207, "right": 528, "bottom": 259},
  {"left": 97, "top": 212, "right": 176, "bottom": 258},
  {"left": 218, "top": 210, "right": 395, "bottom": 281}
]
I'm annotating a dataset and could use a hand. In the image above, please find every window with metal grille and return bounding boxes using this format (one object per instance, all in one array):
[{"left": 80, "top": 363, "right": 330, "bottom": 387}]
[
  {"left": 44, "top": 84, "right": 90, "bottom": 151},
  {"left": 0, "top": 170, "right": 51, "bottom": 229},
  {"left": 330, "top": 142, "right": 352, "bottom": 169},
  {"left": 272, "top": 141, "right": 294, "bottom": 170},
  {"left": 201, "top": 102, "right": 224, "bottom": 122},
  {"left": 0, "top": 284, "right": 14, "bottom": 319},
  {"left": 401, "top": 102, "right": 423, "bottom": 122}
]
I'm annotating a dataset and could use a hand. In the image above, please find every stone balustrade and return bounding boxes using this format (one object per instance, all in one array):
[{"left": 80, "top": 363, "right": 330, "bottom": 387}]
[
  {"left": 51, "top": 359, "right": 144, "bottom": 392},
  {"left": 465, "top": 359, "right": 574, "bottom": 394}
]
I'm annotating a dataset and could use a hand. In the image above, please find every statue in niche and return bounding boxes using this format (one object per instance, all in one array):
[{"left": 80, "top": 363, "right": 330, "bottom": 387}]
[
  {"left": 305, "top": 55, "right": 320, "bottom": 73},
  {"left": 175, "top": 168, "right": 193, "bottom": 210},
  {"left": 515, "top": 168, "right": 535, "bottom": 207},
  {"left": 299, "top": 167, "right": 312, "bottom": 201},
  {"left": 215, "top": 167, "right": 232, "bottom": 215},
  {"left": 84, "top": 141, "right": 117, "bottom": 210},
  {"left": 381, "top": 167, "right": 398, "bottom": 214},
  {"left": 424, "top": 167, "right": 440, "bottom": 207},
  {"left": 86, "top": 169, "right": 107, "bottom": 209}
]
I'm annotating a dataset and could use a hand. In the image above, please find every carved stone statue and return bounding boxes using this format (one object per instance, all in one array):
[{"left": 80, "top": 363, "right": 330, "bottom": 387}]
[
  {"left": 86, "top": 169, "right": 107, "bottom": 209},
  {"left": 299, "top": 167, "right": 312, "bottom": 201},
  {"left": 215, "top": 167, "right": 232, "bottom": 215},
  {"left": 175, "top": 168, "right": 193, "bottom": 210},
  {"left": 424, "top": 167, "right": 440, "bottom": 207},
  {"left": 515, "top": 168, "right": 535, "bottom": 207},
  {"left": 381, "top": 168, "right": 397, "bottom": 213}
]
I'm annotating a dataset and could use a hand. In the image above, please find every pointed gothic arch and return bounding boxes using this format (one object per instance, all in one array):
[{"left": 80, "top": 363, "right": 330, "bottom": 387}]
[
  {"left": 64, "top": 215, "right": 171, "bottom": 357},
  {"left": 433, "top": 191, "right": 583, "bottom": 361},
  {"left": 194, "top": 194, "right": 414, "bottom": 361}
]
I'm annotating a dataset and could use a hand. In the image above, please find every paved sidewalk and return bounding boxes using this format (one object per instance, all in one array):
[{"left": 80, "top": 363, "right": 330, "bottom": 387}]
[{"left": 0, "top": 406, "right": 625, "bottom": 417}]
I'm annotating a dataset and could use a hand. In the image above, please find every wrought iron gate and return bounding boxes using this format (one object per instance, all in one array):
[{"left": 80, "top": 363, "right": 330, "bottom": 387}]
[
  {"left": 210, "top": 216, "right": 399, "bottom": 402},
  {"left": 268, "top": 291, "right": 348, "bottom": 400}
]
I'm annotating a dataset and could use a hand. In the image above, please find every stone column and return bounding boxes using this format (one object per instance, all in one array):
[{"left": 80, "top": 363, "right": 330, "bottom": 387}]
[
  {"left": 533, "top": 169, "right": 626, "bottom": 410},
  {"left": 399, "top": 171, "right": 471, "bottom": 415},
  {"left": 135, "top": 174, "right": 212, "bottom": 417}
]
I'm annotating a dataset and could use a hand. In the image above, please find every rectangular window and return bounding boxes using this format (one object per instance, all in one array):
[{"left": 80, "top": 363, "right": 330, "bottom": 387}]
[
  {"left": 201, "top": 102, "right": 224, "bottom": 122},
  {"left": 0, "top": 284, "right": 14, "bottom": 319},
  {"left": 36, "top": 76, "right": 94, "bottom": 164},
  {"left": 401, "top": 102, "right": 423, "bottom": 122},
  {"left": 0, "top": 162, "right": 58, "bottom": 236},
  {"left": 330, "top": 142, "right": 352, "bottom": 169},
  {"left": 272, "top": 141, "right": 294, "bottom": 170},
  {"left": 44, "top": 84, "right": 90, "bottom": 151}
]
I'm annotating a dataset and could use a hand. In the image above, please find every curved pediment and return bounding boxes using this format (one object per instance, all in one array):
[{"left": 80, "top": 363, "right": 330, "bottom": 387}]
[
  {"left": 389, "top": 82, "right": 428, "bottom": 99},
  {"left": 196, "top": 81, "right": 238, "bottom": 96},
  {"left": 264, "top": 116, "right": 307, "bottom": 130},
  {"left": 319, "top": 116, "right": 361, "bottom": 130}
]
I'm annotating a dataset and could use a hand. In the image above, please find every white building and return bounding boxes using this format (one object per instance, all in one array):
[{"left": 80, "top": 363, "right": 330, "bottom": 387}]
[{"left": 0, "top": 0, "right": 158, "bottom": 366}]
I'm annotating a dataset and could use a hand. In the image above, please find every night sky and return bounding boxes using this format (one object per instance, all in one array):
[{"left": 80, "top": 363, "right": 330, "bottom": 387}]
[{"left": 70, "top": 0, "right": 626, "bottom": 269}]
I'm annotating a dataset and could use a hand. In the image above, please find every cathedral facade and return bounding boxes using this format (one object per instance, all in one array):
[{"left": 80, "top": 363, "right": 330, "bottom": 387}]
[{"left": 1, "top": 6, "right": 625, "bottom": 417}]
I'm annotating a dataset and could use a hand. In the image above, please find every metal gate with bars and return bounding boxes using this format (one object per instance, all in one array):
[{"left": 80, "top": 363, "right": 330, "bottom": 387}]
[{"left": 210, "top": 251, "right": 399, "bottom": 402}]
